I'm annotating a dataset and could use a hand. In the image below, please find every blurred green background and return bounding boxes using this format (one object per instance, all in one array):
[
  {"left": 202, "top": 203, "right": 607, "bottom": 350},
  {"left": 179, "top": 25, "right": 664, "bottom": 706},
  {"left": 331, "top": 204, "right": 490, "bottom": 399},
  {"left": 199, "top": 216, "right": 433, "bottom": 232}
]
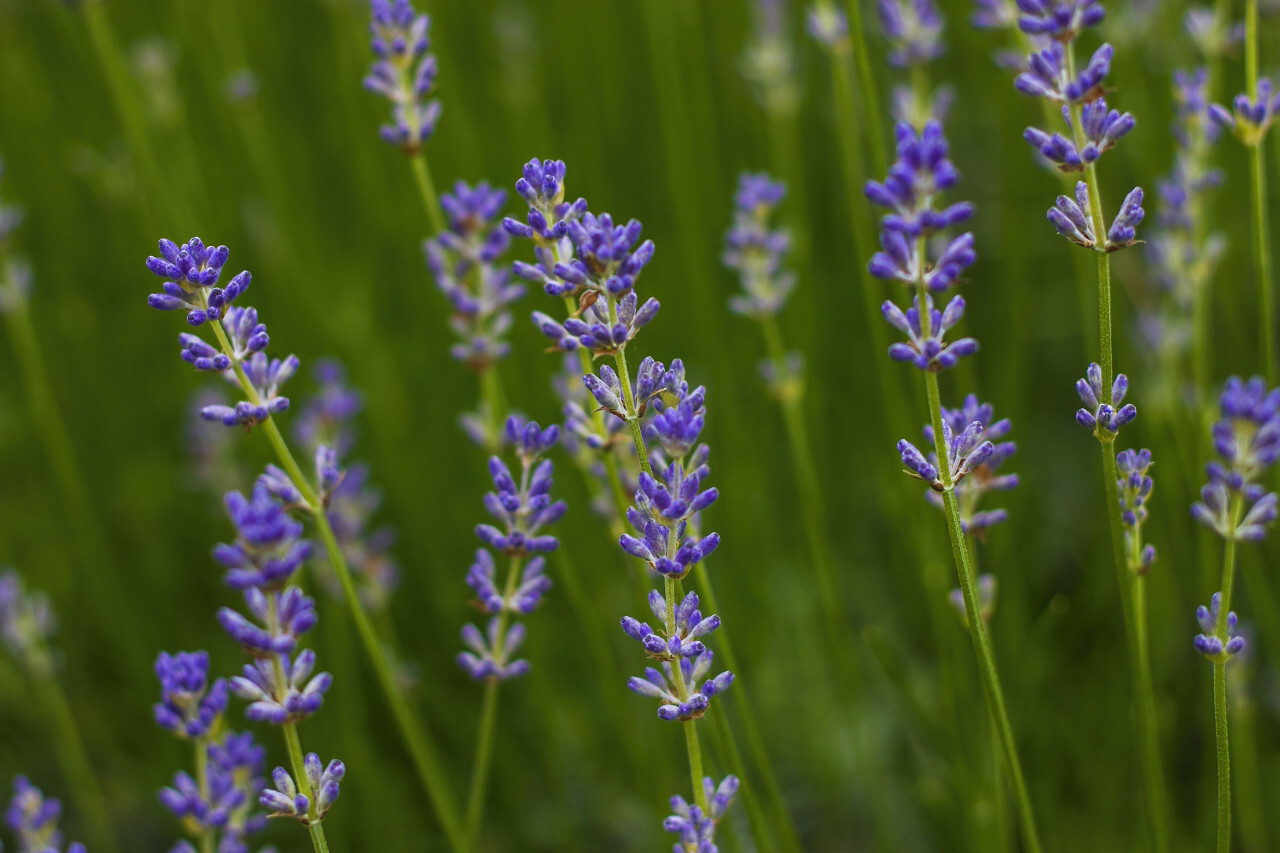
[{"left": 1, "top": 0, "right": 1279, "bottom": 850}]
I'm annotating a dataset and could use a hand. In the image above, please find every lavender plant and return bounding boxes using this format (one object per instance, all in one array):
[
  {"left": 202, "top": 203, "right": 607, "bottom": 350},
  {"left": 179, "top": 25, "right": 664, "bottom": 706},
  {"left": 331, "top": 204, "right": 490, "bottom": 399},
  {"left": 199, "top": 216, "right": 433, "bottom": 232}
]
[
  {"left": 457, "top": 417, "right": 563, "bottom": 842},
  {"left": 1190, "top": 377, "right": 1280, "bottom": 852},
  {"left": 878, "top": 0, "right": 949, "bottom": 127},
  {"left": 424, "top": 180, "right": 523, "bottom": 449},
  {"left": 0, "top": 570, "right": 115, "bottom": 851},
  {"left": 1210, "top": 79, "right": 1278, "bottom": 382},
  {"left": 5, "top": 776, "right": 87, "bottom": 853},
  {"left": 869, "top": 119, "right": 1041, "bottom": 852},
  {"left": 363, "top": 0, "right": 447, "bottom": 234},
  {"left": 152, "top": 651, "right": 273, "bottom": 853},
  {"left": 143, "top": 237, "right": 466, "bottom": 851}
]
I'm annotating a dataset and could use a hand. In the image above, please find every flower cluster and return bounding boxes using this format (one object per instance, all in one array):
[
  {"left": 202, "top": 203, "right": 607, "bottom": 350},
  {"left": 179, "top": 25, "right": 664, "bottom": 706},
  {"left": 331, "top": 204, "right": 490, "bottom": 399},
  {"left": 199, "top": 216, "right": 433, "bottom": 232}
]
[
  {"left": 146, "top": 238, "right": 300, "bottom": 428},
  {"left": 1191, "top": 377, "right": 1280, "bottom": 542},
  {"left": 1012, "top": 1, "right": 1145, "bottom": 251},
  {"left": 506, "top": 158, "right": 661, "bottom": 357},
  {"left": 866, "top": 121, "right": 978, "bottom": 372},
  {"left": 6, "top": 777, "right": 86, "bottom": 853},
  {"left": 1074, "top": 362, "right": 1137, "bottom": 436},
  {"left": 1211, "top": 78, "right": 1280, "bottom": 147},
  {"left": 215, "top": 488, "right": 332, "bottom": 725},
  {"left": 458, "top": 418, "right": 563, "bottom": 681},
  {"left": 424, "top": 180, "right": 523, "bottom": 370},
  {"left": 1193, "top": 592, "right": 1246, "bottom": 662},
  {"left": 878, "top": 0, "right": 950, "bottom": 126},
  {"left": 1117, "top": 448, "right": 1158, "bottom": 573},
  {"left": 363, "top": 0, "right": 440, "bottom": 152},
  {"left": 921, "top": 396, "right": 1018, "bottom": 534},
  {"left": 723, "top": 173, "right": 794, "bottom": 319},
  {"left": 260, "top": 753, "right": 345, "bottom": 825},
  {"left": 153, "top": 651, "right": 270, "bottom": 851},
  {"left": 0, "top": 568, "right": 56, "bottom": 676},
  {"left": 898, "top": 420, "right": 995, "bottom": 492},
  {"left": 663, "top": 775, "right": 740, "bottom": 852}
]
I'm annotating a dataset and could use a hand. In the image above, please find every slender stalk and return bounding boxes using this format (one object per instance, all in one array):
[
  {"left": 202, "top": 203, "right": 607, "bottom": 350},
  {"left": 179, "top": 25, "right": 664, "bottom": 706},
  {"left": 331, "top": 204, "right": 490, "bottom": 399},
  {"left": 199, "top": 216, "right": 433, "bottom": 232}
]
[
  {"left": 923, "top": 371, "right": 1041, "bottom": 853},
  {"left": 464, "top": 554, "right": 523, "bottom": 842},
  {"left": 835, "top": 0, "right": 887, "bottom": 175},
  {"left": 281, "top": 722, "right": 332, "bottom": 853},
  {"left": 194, "top": 739, "right": 215, "bottom": 853},
  {"left": 478, "top": 364, "right": 507, "bottom": 452},
  {"left": 409, "top": 154, "right": 446, "bottom": 237},
  {"left": 1249, "top": 144, "right": 1274, "bottom": 384},
  {"left": 1213, "top": 661, "right": 1231, "bottom": 853},
  {"left": 206, "top": 319, "right": 468, "bottom": 853},
  {"left": 33, "top": 674, "right": 118, "bottom": 853},
  {"left": 1132, "top": 577, "right": 1172, "bottom": 853}
]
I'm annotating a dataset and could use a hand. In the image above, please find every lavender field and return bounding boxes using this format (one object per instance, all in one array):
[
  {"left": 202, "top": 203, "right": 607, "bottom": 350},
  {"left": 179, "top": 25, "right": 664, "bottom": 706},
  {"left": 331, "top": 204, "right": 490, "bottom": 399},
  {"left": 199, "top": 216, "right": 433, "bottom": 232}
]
[{"left": 0, "top": 0, "right": 1279, "bottom": 850}]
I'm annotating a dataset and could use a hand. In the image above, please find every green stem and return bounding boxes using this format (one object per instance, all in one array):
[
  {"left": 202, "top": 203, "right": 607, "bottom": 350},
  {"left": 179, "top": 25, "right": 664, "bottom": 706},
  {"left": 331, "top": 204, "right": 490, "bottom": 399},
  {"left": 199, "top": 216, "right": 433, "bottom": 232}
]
[
  {"left": 1248, "top": 143, "right": 1274, "bottom": 384},
  {"left": 1213, "top": 661, "right": 1231, "bottom": 853},
  {"left": 664, "top": 577, "right": 708, "bottom": 811},
  {"left": 612, "top": 345, "right": 652, "bottom": 477},
  {"left": 478, "top": 364, "right": 507, "bottom": 452},
  {"left": 839, "top": 0, "right": 887, "bottom": 175},
  {"left": 34, "top": 674, "right": 118, "bottom": 853},
  {"left": 206, "top": 319, "right": 468, "bottom": 853},
  {"left": 410, "top": 153, "right": 447, "bottom": 237},
  {"left": 282, "top": 722, "right": 332, "bottom": 853},
  {"left": 923, "top": 371, "right": 1041, "bottom": 853},
  {"left": 464, "top": 554, "right": 523, "bottom": 843},
  {"left": 194, "top": 739, "right": 215, "bottom": 853}
]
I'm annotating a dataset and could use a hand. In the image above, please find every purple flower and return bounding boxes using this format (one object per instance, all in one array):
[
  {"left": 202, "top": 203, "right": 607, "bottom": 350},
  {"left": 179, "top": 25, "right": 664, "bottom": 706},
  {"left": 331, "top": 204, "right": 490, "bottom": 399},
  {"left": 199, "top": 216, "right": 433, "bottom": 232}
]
[
  {"left": 503, "top": 158, "right": 589, "bottom": 243},
  {"left": 230, "top": 648, "right": 332, "bottom": 724},
  {"left": 1106, "top": 187, "right": 1145, "bottom": 250},
  {"left": 425, "top": 180, "right": 523, "bottom": 369},
  {"left": 627, "top": 649, "right": 734, "bottom": 721},
  {"left": 622, "top": 589, "right": 722, "bottom": 661},
  {"left": 1024, "top": 98, "right": 1134, "bottom": 171},
  {"left": 7, "top": 776, "right": 86, "bottom": 853},
  {"left": 475, "top": 445, "right": 566, "bottom": 557},
  {"left": 213, "top": 485, "right": 313, "bottom": 591},
  {"left": 0, "top": 568, "right": 55, "bottom": 666},
  {"left": 882, "top": 294, "right": 979, "bottom": 371},
  {"left": 364, "top": 0, "right": 440, "bottom": 152},
  {"left": 620, "top": 463, "right": 721, "bottom": 580},
  {"left": 898, "top": 417, "right": 996, "bottom": 491},
  {"left": 260, "top": 753, "right": 345, "bottom": 825},
  {"left": 1074, "top": 362, "right": 1137, "bottom": 435},
  {"left": 145, "top": 237, "right": 248, "bottom": 326},
  {"left": 466, "top": 549, "right": 551, "bottom": 615},
  {"left": 922, "top": 396, "right": 1018, "bottom": 533},
  {"left": 864, "top": 121, "right": 973, "bottom": 238},
  {"left": 218, "top": 586, "right": 318, "bottom": 659},
  {"left": 1210, "top": 78, "right": 1280, "bottom": 145},
  {"left": 1193, "top": 592, "right": 1246, "bottom": 660},
  {"left": 1046, "top": 181, "right": 1096, "bottom": 247},
  {"left": 724, "top": 172, "right": 796, "bottom": 319},
  {"left": 1015, "top": 41, "right": 1111, "bottom": 105},
  {"left": 1014, "top": 0, "right": 1104, "bottom": 40},
  {"left": 878, "top": 0, "right": 945, "bottom": 67},
  {"left": 293, "top": 360, "right": 365, "bottom": 459},
  {"left": 457, "top": 617, "right": 530, "bottom": 681},
  {"left": 663, "top": 776, "right": 739, "bottom": 851},
  {"left": 159, "top": 730, "right": 268, "bottom": 842},
  {"left": 1189, "top": 377, "right": 1280, "bottom": 541},
  {"left": 200, "top": 351, "right": 299, "bottom": 427},
  {"left": 153, "top": 650, "right": 229, "bottom": 738},
  {"left": 1117, "top": 448, "right": 1157, "bottom": 571}
]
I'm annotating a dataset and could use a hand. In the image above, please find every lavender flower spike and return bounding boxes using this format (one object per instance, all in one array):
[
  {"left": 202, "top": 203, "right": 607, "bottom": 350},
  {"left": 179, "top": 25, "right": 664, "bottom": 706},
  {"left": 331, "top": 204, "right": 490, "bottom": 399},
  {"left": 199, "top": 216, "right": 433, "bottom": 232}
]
[
  {"left": 364, "top": 0, "right": 441, "bottom": 152},
  {"left": 260, "top": 753, "right": 345, "bottom": 824},
  {"left": 145, "top": 237, "right": 249, "bottom": 326},
  {"left": 154, "top": 650, "right": 229, "bottom": 738},
  {"left": 878, "top": 0, "right": 945, "bottom": 68},
  {"left": 1074, "top": 362, "right": 1137, "bottom": 436},
  {"left": 230, "top": 649, "right": 332, "bottom": 724},
  {"left": 1191, "top": 377, "right": 1280, "bottom": 541},
  {"left": 1210, "top": 78, "right": 1280, "bottom": 146},
  {"left": 1193, "top": 592, "right": 1246, "bottom": 661},
  {"left": 628, "top": 649, "right": 734, "bottom": 721},
  {"left": 6, "top": 776, "right": 87, "bottom": 853},
  {"left": 923, "top": 396, "right": 1019, "bottom": 533},
  {"left": 457, "top": 617, "right": 530, "bottom": 681},
  {"left": 1117, "top": 448, "right": 1157, "bottom": 572},
  {"left": 663, "top": 775, "right": 740, "bottom": 852},
  {"left": 213, "top": 485, "right": 314, "bottom": 591}
]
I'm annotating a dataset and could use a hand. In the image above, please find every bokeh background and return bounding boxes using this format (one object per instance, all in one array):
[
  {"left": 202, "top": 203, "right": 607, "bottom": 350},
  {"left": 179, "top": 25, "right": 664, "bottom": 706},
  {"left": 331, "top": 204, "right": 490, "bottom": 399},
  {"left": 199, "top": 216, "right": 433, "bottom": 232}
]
[{"left": 0, "top": 0, "right": 1279, "bottom": 850}]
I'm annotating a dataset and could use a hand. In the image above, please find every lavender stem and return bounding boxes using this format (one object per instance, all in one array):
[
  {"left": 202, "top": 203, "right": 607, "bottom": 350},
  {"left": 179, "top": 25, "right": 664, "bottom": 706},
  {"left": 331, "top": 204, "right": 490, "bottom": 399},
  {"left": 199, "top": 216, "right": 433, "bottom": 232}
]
[{"left": 410, "top": 153, "right": 447, "bottom": 237}]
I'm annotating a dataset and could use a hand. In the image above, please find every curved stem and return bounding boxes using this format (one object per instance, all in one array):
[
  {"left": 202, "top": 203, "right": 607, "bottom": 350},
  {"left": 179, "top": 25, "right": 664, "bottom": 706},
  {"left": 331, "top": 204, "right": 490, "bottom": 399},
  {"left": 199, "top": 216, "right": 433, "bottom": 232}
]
[
  {"left": 1133, "top": 577, "right": 1172, "bottom": 853},
  {"left": 281, "top": 722, "right": 332, "bottom": 853},
  {"left": 1213, "top": 661, "right": 1231, "bottom": 853},
  {"left": 923, "top": 372, "right": 1042, "bottom": 853},
  {"left": 409, "top": 153, "right": 447, "bottom": 237},
  {"left": 206, "top": 320, "right": 468, "bottom": 853}
]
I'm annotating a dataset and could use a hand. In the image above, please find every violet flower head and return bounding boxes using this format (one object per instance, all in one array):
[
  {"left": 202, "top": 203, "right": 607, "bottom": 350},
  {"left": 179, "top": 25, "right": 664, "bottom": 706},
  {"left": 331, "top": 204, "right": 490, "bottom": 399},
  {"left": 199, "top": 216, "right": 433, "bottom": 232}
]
[
  {"left": 1210, "top": 78, "right": 1280, "bottom": 146},
  {"left": 723, "top": 172, "right": 796, "bottom": 319},
  {"left": 807, "top": 5, "right": 849, "bottom": 47},
  {"left": 229, "top": 648, "right": 332, "bottom": 725},
  {"left": 457, "top": 617, "right": 530, "bottom": 681},
  {"left": 6, "top": 776, "right": 85, "bottom": 853},
  {"left": 218, "top": 585, "right": 318, "bottom": 659},
  {"left": 1074, "top": 362, "right": 1137, "bottom": 436},
  {"left": 213, "top": 485, "right": 313, "bottom": 591},
  {"left": 866, "top": 121, "right": 978, "bottom": 371},
  {"left": 622, "top": 589, "right": 722, "bottom": 661},
  {"left": 1024, "top": 98, "right": 1134, "bottom": 172},
  {"left": 260, "top": 753, "right": 345, "bottom": 825},
  {"left": 898, "top": 416, "right": 996, "bottom": 492},
  {"left": 466, "top": 549, "right": 550, "bottom": 615},
  {"left": 1191, "top": 377, "right": 1280, "bottom": 541},
  {"left": 628, "top": 649, "right": 734, "bottom": 722},
  {"left": 364, "top": 0, "right": 440, "bottom": 152},
  {"left": 154, "top": 650, "right": 229, "bottom": 738},
  {"left": 663, "top": 776, "right": 739, "bottom": 852},
  {"left": 503, "top": 157, "right": 588, "bottom": 243},
  {"left": 922, "top": 396, "right": 1018, "bottom": 533},
  {"left": 293, "top": 359, "right": 365, "bottom": 459},
  {"left": 1015, "top": 42, "right": 1111, "bottom": 105},
  {"left": 0, "top": 568, "right": 56, "bottom": 672},
  {"left": 425, "top": 179, "right": 523, "bottom": 370},
  {"left": 159, "top": 730, "right": 269, "bottom": 846},
  {"left": 878, "top": 0, "right": 945, "bottom": 67},
  {"left": 200, "top": 351, "right": 299, "bottom": 427},
  {"left": 1193, "top": 592, "right": 1246, "bottom": 661},
  {"left": 1116, "top": 448, "right": 1158, "bottom": 571},
  {"left": 1014, "top": 0, "right": 1104, "bottom": 40},
  {"left": 145, "top": 237, "right": 249, "bottom": 326},
  {"left": 474, "top": 419, "right": 566, "bottom": 556}
]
